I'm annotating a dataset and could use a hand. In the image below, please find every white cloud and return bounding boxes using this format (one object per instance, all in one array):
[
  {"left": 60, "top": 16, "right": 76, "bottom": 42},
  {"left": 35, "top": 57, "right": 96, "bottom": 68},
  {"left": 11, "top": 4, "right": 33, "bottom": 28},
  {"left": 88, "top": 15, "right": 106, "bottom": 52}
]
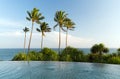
[
  {"left": 0, "top": 18, "right": 30, "bottom": 30},
  {"left": 0, "top": 31, "right": 95, "bottom": 48},
  {"left": 0, "top": 19, "right": 21, "bottom": 27}
]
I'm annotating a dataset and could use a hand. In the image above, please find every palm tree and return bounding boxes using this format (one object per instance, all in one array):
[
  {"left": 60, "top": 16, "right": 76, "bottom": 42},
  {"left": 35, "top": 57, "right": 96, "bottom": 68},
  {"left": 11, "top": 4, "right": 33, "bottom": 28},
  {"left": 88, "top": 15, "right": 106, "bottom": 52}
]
[
  {"left": 64, "top": 18, "right": 75, "bottom": 47},
  {"left": 36, "top": 22, "right": 51, "bottom": 49},
  {"left": 26, "top": 8, "right": 44, "bottom": 53},
  {"left": 54, "top": 11, "right": 68, "bottom": 55},
  {"left": 90, "top": 43, "right": 109, "bottom": 62},
  {"left": 23, "top": 27, "right": 29, "bottom": 53}
]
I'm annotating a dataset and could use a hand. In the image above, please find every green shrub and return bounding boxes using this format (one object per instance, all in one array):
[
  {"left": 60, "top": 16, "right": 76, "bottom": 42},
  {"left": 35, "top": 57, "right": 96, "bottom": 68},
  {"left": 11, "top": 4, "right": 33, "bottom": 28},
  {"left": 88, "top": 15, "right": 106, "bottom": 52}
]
[
  {"left": 37, "top": 53, "right": 43, "bottom": 61},
  {"left": 88, "top": 53, "right": 100, "bottom": 62},
  {"left": 12, "top": 53, "right": 27, "bottom": 61},
  {"left": 28, "top": 51, "right": 38, "bottom": 60},
  {"left": 60, "top": 46, "right": 84, "bottom": 62},
  {"left": 40, "top": 47, "right": 58, "bottom": 61},
  {"left": 108, "top": 56, "right": 120, "bottom": 64}
]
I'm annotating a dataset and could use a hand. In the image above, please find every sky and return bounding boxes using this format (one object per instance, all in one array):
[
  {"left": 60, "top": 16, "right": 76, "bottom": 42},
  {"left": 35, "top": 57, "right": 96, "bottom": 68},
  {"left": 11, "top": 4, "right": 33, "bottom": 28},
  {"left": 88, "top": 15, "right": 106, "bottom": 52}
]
[{"left": 0, "top": 0, "right": 120, "bottom": 48}]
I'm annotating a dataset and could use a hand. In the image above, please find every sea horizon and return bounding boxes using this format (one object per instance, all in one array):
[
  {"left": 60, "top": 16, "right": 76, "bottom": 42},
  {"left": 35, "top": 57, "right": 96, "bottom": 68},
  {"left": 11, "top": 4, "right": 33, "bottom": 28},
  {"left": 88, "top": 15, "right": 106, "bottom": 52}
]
[{"left": 0, "top": 48, "right": 118, "bottom": 61}]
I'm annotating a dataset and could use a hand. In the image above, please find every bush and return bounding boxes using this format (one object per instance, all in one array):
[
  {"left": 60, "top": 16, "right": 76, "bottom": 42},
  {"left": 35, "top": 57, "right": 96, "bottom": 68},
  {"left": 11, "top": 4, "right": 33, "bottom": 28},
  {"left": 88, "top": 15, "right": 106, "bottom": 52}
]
[
  {"left": 40, "top": 48, "right": 58, "bottom": 61},
  {"left": 11, "top": 47, "right": 120, "bottom": 64},
  {"left": 88, "top": 53, "right": 100, "bottom": 62},
  {"left": 60, "top": 46, "right": 84, "bottom": 62},
  {"left": 12, "top": 53, "right": 27, "bottom": 61},
  {"left": 108, "top": 56, "right": 120, "bottom": 64},
  {"left": 28, "top": 51, "right": 38, "bottom": 61}
]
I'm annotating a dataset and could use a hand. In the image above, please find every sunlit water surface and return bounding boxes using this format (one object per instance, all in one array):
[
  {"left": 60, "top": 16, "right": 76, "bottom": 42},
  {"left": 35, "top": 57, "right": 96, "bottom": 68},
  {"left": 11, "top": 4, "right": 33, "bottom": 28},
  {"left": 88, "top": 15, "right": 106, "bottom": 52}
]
[{"left": 0, "top": 61, "right": 120, "bottom": 79}]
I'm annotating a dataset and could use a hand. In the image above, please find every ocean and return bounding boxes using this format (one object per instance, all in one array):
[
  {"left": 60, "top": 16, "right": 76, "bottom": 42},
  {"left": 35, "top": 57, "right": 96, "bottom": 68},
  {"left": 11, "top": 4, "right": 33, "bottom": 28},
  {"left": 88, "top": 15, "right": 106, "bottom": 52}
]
[{"left": 0, "top": 48, "right": 117, "bottom": 61}]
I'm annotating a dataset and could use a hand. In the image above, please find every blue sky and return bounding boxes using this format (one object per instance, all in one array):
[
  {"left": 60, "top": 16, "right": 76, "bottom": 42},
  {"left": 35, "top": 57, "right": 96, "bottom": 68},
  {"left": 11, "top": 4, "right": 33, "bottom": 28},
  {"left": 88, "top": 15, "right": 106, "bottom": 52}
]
[{"left": 0, "top": 0, "right": 120, "bottom": 48}]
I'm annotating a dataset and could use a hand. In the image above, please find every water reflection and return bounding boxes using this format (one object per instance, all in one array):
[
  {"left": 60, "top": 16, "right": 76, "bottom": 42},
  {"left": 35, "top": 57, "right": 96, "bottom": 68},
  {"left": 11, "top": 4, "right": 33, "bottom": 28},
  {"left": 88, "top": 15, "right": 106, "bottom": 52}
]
[{"left": 0, "top": 61, "right": 120, "bottom": 79}]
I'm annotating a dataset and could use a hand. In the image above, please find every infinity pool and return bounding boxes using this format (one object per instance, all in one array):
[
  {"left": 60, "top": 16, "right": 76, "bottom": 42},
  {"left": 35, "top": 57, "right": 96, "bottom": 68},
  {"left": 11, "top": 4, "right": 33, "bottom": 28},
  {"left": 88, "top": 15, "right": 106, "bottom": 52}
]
[{"left": 0, "top": 61, "right": 120, "bottom": 79}]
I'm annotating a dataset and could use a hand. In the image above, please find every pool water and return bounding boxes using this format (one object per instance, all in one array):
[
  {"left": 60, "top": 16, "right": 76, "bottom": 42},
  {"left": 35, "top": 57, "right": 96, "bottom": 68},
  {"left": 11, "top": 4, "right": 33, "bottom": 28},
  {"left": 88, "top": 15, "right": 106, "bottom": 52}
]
[{"left": 0, "top": 61, "right": 120, "bottom": 79}]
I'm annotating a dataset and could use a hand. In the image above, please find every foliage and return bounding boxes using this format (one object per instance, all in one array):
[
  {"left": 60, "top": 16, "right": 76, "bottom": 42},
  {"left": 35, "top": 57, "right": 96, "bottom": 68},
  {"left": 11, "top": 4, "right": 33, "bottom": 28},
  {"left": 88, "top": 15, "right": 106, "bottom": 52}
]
[
  {"left": 28, "top": 51, "right": 38, "bottom": 60},
  {"left": 26, "top": 8, "right": 44, "bottom": 23},
  {"left": 54, "top": 10, "right": 68, "bottom": 54},
  {"left": 23, "top": 27, "right": 29, "bottom": 32},
  {"left": 40, "top": 48, "right": 58, "bottom": 61},
  {"left": 64, "top": 18, "right": 75, "bottom": 47},
  {"left": 108, "top": 56, "right": 120, "bottom": 64},
  {"left": 12, "top": 53, "right": 27, "bottom": 61},
  {"left": 27, "top": 8, "right": 44, "bottom": 55},
  {"left": 36, "top": 22, "right": 51, "bottom": 49},
  {"left": 12, "top": 46, "right": 120, "bottom": 64},
  {"left": 87, "top": 53, "right": 100, "bottom": 62},
  {"left": 91, "top": 43, "right": 109, "bottom": 54},
  {"left": 60, "top": 46, "right": 84, "bottom": 62},
  {"left": 117, "top": 48, "right": 120, "bottom": 56},
  {"left": 117, "top": 48, "right": 120, "bottom": 52}
]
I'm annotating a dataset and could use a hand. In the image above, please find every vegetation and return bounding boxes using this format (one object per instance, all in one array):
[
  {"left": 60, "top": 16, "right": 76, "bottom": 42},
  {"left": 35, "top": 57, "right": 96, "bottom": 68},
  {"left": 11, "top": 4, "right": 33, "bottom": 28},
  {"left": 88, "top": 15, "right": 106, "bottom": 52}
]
[
  {"left": 54, "top": 11, "right": 68, "bottom": 55},
  {"left": 12, "top": 48, "right": 58, "bottom": 61},
  {"left": 12, "top": 8, "right": 120, "bottom": 65},
  {"left": 26, "top": 8, "right": 44, "bottom": 53},
  {"left": 64, "top": 18, "right": 75, "bottom": 47},
  {"left": 12, "top": 45, "right": 120, "bottom": 64},
  {"left": 60, "top": 46, "right": 84, "bottom": 62},
  {"left": 36, "top": 22, "right": 51, "bottom": 49},
  {"left": 12, "top": 53, "right": 27, "bottom": 61},
  {"left": 117, "top": 48, "right": 120, "bottom": 56},
  {"left": 23, "top": 27, "right": 29, "bottom": 53},
  {"left": 90, "top": 43, "right": 109, "bottom": 62}
]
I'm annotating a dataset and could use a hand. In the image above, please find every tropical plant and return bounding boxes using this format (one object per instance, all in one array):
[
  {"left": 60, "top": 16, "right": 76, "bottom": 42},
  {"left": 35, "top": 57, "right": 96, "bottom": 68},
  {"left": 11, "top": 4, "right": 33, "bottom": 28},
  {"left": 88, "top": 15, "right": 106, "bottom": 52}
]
[
  {"left": 90, "top": 44, "right": 99, "bottom": 54},
  {"left": 54, "top": 11, "right": 68, "bottom": 54},
  {"left": 64, "top": 18, "right": 75, "bottom": 47},
  {"left": 40, "top": 48, "right": 58, "bottom": 61},
  {"left": 91, "top": 43, "right": 109, "bottom": 54},
  {"left": 36, "top": 22, "right": 51, "bottom": 49},
  {"left": 61, "top": 46, "right": 84, "bottom": 61},
  {"left": 90, "top": 43, "right": 109, "bottom": 62},
  {"left": 117, "top": 48, "right": 120, "bottom": 56},
  {"left": 26, "top": 8, "right": 44, "bottom": 54},
  {"left": 23, "top": 27, "right": 29, "bottom": 53},
  {"left": 12, "top": 53, "right": 27, "bottom": 61}
]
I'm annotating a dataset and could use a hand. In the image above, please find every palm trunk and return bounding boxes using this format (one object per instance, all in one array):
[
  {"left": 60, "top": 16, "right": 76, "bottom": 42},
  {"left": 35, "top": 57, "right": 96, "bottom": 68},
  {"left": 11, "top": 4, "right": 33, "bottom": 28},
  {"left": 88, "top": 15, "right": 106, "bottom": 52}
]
[
  {"left": 24, "top": 32, "right": 26, "bottom": 53},
  {"left": 41, "top": 33, "right": 43, "bottom": 50},
  {"left": 66, "top": 29, "right": 68, "bottom": 48},
  {"left": 27, "top": 22, "right": 34, "bottom": 60},
  {"left": 59, "top": 26, "right": 61, "bottom": 55},
  {"left": 65, "top": 29, "right": 68, "bottom": 53}
]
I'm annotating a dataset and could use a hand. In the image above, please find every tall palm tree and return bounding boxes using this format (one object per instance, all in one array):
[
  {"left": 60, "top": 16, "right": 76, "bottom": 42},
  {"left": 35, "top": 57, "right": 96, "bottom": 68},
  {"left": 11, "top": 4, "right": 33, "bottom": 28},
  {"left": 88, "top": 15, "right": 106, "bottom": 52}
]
[
  {"left": 36, "top": 22, "right": 51, "bottom": 49},
  {"left": 54, "top": 11, "right": 68, "bottom": 55},
  {"left": 23, "top": 27, "right": 29, "bottom": 53},
  {"left": 64, "top": 18, "right": 75, "bottom": 47},
  {"left": 26, "top": 8, "right": 44, "bottom": 54}
]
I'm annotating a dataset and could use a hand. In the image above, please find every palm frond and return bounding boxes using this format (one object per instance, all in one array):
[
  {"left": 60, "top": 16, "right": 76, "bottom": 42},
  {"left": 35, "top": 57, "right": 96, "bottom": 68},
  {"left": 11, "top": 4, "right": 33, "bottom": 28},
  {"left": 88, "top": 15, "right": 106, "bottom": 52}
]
[
  {"left": 61, "top": 27, "right": 66, "bottom": 32},
  {"left": 36, "top": 28, "right": 41, "bottom": 32},
  {"left": 27, "top": 11, "right": 32, "bottom": 18},
  {"left": 23, "top": 27, "right": 29, "bottom": 32},
  {"left": 45, "top": 28, "right": 51, "bottom": 32},
  {"left": 53, "top": 24, "right": 58, "bottom": 30},
  {"left": 26, "top": 17, "right": 31, "bottom": 21},
  {"left": 36, "top": 20, "right": 41, "bottom": 24},
  {"left": 39, "top": 16, "right": 45, "bottom": 20}
]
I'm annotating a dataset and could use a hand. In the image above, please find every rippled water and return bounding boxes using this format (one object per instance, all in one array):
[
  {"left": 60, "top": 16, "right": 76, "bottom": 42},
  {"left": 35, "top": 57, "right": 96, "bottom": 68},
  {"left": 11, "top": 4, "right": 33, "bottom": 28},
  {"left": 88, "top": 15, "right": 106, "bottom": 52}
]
[{"left": 0, "top": 61, "right": 120, "bottom": 79}]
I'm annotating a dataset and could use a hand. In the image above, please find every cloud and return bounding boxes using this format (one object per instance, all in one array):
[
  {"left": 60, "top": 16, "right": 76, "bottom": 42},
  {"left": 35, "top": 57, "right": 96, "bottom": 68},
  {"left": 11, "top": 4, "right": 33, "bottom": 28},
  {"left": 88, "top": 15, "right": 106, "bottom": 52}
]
[
  {"left": 0, "top": 19, "right": 21, "bottom": 27},
  {"left": 0, "top": 18, "right": 30, "bottom": 30},
  {"left": 44, "top": 31, "right": 94, "bottom": 48},
  {"left": 0, "top": 31, "right": 95, "bottom": 48}
]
